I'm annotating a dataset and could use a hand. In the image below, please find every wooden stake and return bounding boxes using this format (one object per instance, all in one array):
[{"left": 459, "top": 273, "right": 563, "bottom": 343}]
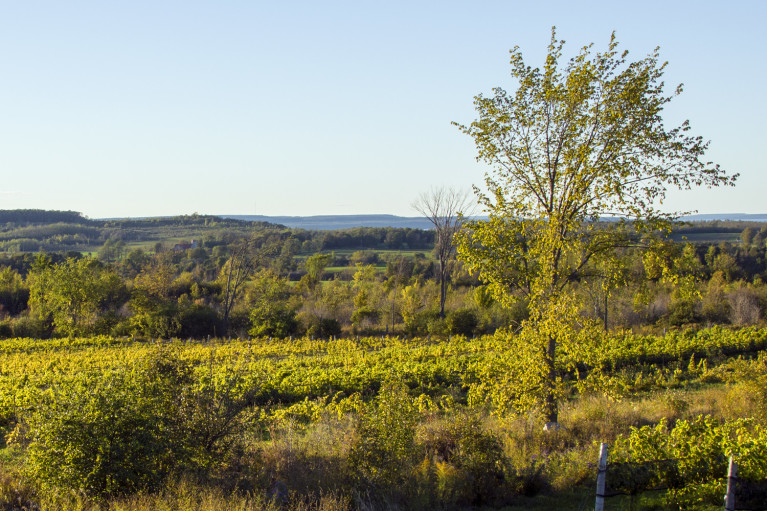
[
  {"left": 724, "top": 456, "right": 737, "bottom": 511},
  {"left": 595, "top": 442, "right": 608, "bottom": 511}
]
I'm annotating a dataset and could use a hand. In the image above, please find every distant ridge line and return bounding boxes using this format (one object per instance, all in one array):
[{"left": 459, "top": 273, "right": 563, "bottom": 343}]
[
  {"left": 220, "top": 214, "right": 435, "bottom": 230},
  {"left": 680, "top": 213, "right": 767, "bottom": 222},
  {"left": 222, "top": 213, "right": 767, "bottom": 230},
  {"left": 85, "top": 213, "right": 767, "bottom": 231}
]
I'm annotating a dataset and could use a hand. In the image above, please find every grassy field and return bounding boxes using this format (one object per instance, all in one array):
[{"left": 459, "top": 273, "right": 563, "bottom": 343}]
[{"left": 672, "top": 232, "right": 742, "bottom": 243}]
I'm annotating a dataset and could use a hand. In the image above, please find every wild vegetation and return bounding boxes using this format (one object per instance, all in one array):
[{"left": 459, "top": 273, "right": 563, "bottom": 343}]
[
  {"left": 1, "top": 328, "right": 767, "bottom": 509},
  {"left": 1, "top": 210, "right": 766, "bottom": 343}
]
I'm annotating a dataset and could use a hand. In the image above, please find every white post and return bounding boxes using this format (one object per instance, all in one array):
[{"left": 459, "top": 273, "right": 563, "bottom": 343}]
[
  {"left": 595, "top": 442, "right": 608, "bottom": 511},
  {"left": 724, "top": 457, "right": 737, "bottom": 511}
]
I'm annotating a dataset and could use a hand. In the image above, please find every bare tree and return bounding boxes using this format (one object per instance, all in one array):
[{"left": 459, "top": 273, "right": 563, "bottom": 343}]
[
  {"left": 413, "top": 187, "right": 475, "bottom": 318},
  {"left": 220, "top": 239, "right": 255, "bottom": 336}
]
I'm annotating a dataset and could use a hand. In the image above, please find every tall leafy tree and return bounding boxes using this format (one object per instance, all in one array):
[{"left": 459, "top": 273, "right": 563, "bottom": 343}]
[
  {"left": 128, "top": 257, "right": 181, "bottom": 338},
  {"left": 302, "top": 252, "right": 334, "bottom": 290},
  {"left": 351, "top": 264, "right": 380, "bottom": 331},
  {"left": 28, "top": 256, "right": 125, "bottom": 336},
  {"left": 455, "top": 30, "right": 737, "bottom": 425},
  {"left": 247, "top": 269, "right": 299, "bottom": 338}
]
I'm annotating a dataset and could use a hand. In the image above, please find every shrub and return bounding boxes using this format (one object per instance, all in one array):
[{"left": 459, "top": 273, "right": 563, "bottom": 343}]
[
  {"left": 22, "top": 349, "right": 255, "bottom": 499},
  {"left": 729, "top": 287, "right": 762, "bottom": 325},
  {"left": 667, "top": 297, "right": 698, "bottom": 326},
  {"left": 349, "top": 382, "right": 417, "bottom": 493},
  {"left": 612, "top": 415, "right": 767, "bottom": 508},
  {"left": 0, "top": 463, "right": 36, "bottom": 511},
  {"left": 426, "top": 314, "right": 448, "bottom": 337},
  {"left": 128, "top": 302, "right": 182, "bottom": 339},
  {"left": 445, "top": 308, "right": 479, "bottom": 337},
  {"left": 305, "top": 317, "right": 341, "bottom": 339},
  {"left": 177, "top": 303, "right": 221, "bottom": 338},
  {"left": 9, "top": 314, "right": 49, "bottom": 338},
  {"left": 0, "top": 320, "right": 11, "bottom": 339},
  {"left": 701, "top": 271, "right": 730, "bottom": 324},
  {"left": 25, "top": 368, "right": 180, "bottom": 497},
  {"left": 419, "top": 415, "right": 509, "bottom": 506},
  {"left": 249, "top": 307, "right": 300, "bottom": 338},
  {"left": 403, "top": 309, "right": 438, "bottom": 337},
  {"left": 258, "top": 416, "right": 355, "bottom": 498}
]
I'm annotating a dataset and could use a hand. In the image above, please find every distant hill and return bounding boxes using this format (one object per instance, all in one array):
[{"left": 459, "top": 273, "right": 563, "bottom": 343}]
[
  {"left": 222, "top": 213, "right": 767, "bottom": 230},
  {"left": 1, "top": 208, "right": 765, "bottom": 255},
  {"left": 221, "top": 214, "right": 435, "bottom": 230},
  {"left": 0, "top": 209, "right": 95, "bottom": 225},
  {"left": 0, "top": 210, "right": 281, "bottom": 254},
  {"left": 680, "top": 213, "right": 767, "bottom": 222}
]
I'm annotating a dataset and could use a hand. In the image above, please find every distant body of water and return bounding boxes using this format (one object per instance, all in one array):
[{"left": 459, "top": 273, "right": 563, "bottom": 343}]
[{"left": 680, "top": 214, "right": 767, "bottom": 222}]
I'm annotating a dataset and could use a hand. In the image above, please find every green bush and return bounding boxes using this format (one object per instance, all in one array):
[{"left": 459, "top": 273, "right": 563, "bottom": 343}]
[
  {"left": 305, "top": 317, "right": 342, "bottom": 339},
  {"left": 612, "top": 415, "right": 767, "bottom": 508},
  {"left": 9, "top": 314, "right": 49, "bottom": 338},
  {"left": 0, "top": 320, "right": 11, "bottom": 339},
  {"left": 667, "top": 297, "right": 699, "bottom": 326},
  {"left": 177, "top": 303, "right": 221, "bottom": 338},
  {"left": 419, "top": 415, "right": 509, "bottom": 506},
  {"left": 404, "top": 309, "right": 438, "bottom": 336},
  {"left": 26, "top": 368, "right": 182, "bottom": 497},
  {"left": 249, "top": 307, "right": 299, "bottom": 338},
  {"left": 22, "top": 349, "right": 256, "bottom": 499},
  {"left": 426, "top": 314, "right": 447, "bottom": 337},
  {"left": 128, "top": 302, "right": 182, "bottom": 339},
  {"left": 445, "top": 308, "right": 479, "bottom": 337},
  {"left": 349, "top": 382, "right": 417, "bottom": 492},
  {"left": 248, "top": 269, "right": 300, "bottom": 339}
]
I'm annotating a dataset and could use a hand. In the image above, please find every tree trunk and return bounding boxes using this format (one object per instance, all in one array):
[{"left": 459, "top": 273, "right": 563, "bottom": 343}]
[
  {"left": 439, "top": 258, "right": 447, "bottom": 318},
  {"left": 222, "top": 309, "right": 230, "bottom": 337},
  {"left": 543, "top": 334, "right": 558, "bottom": 426}
]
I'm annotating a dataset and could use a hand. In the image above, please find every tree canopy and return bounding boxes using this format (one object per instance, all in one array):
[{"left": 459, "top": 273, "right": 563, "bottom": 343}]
[{"left": 455, "top": 29, "right": 738, "bottom": 425}]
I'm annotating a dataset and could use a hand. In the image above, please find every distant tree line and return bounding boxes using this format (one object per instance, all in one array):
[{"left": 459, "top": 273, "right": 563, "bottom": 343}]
[
  {"left": 1, "top": 210, "right": 767, "bottom": 341},
  {"left": 0, "top": 209, "right": 94, "bottom": 225},
  {"left": 0, "top": 222, "right": 764, "bottom": 341}
]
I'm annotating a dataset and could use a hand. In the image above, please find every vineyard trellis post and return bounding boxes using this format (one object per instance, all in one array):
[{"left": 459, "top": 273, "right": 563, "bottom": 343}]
[
  {"left": 595, "top": 442, "right": 608, "bottom": 511},
  {"left": 725, "top": 456, "right": 736, "bottom": 511}
]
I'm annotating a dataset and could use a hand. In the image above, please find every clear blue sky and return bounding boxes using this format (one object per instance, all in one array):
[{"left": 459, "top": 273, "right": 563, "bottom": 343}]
[{"left": 0, "top": 1, "right": 763, "bottom": 218}]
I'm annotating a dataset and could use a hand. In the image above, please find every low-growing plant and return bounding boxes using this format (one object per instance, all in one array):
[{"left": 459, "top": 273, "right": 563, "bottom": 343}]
[
  {"left": 20, "top": 348, "right": 256, "bottom": 499},
  {"left": 349, "top": 382, "right": 417, "bottom": 494},
  {"left": 445, "top": 308, "right": 479, "bottom": 337},
  {"left": 24, "top": 367, "right": 178, "bottom": 497},
  {"left": 612, "top": 415, "right": 767, "bottom": 508},
  {"left": 418, "top": 413, "right": 511, "bottom": 506},
  {"left": 258, "top": 417, "right": 355, "bottom": 498}
]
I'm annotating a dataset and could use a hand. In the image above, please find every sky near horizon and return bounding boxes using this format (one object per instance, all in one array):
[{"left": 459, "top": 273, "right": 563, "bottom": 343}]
[{"left": 0, "top": 1, "right": 763, "bottom": 219}]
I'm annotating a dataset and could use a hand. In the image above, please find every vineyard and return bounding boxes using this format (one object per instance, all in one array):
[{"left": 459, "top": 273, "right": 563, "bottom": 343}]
[{"left": 2, "top": 327, "right": 767, "bottom": 509}]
